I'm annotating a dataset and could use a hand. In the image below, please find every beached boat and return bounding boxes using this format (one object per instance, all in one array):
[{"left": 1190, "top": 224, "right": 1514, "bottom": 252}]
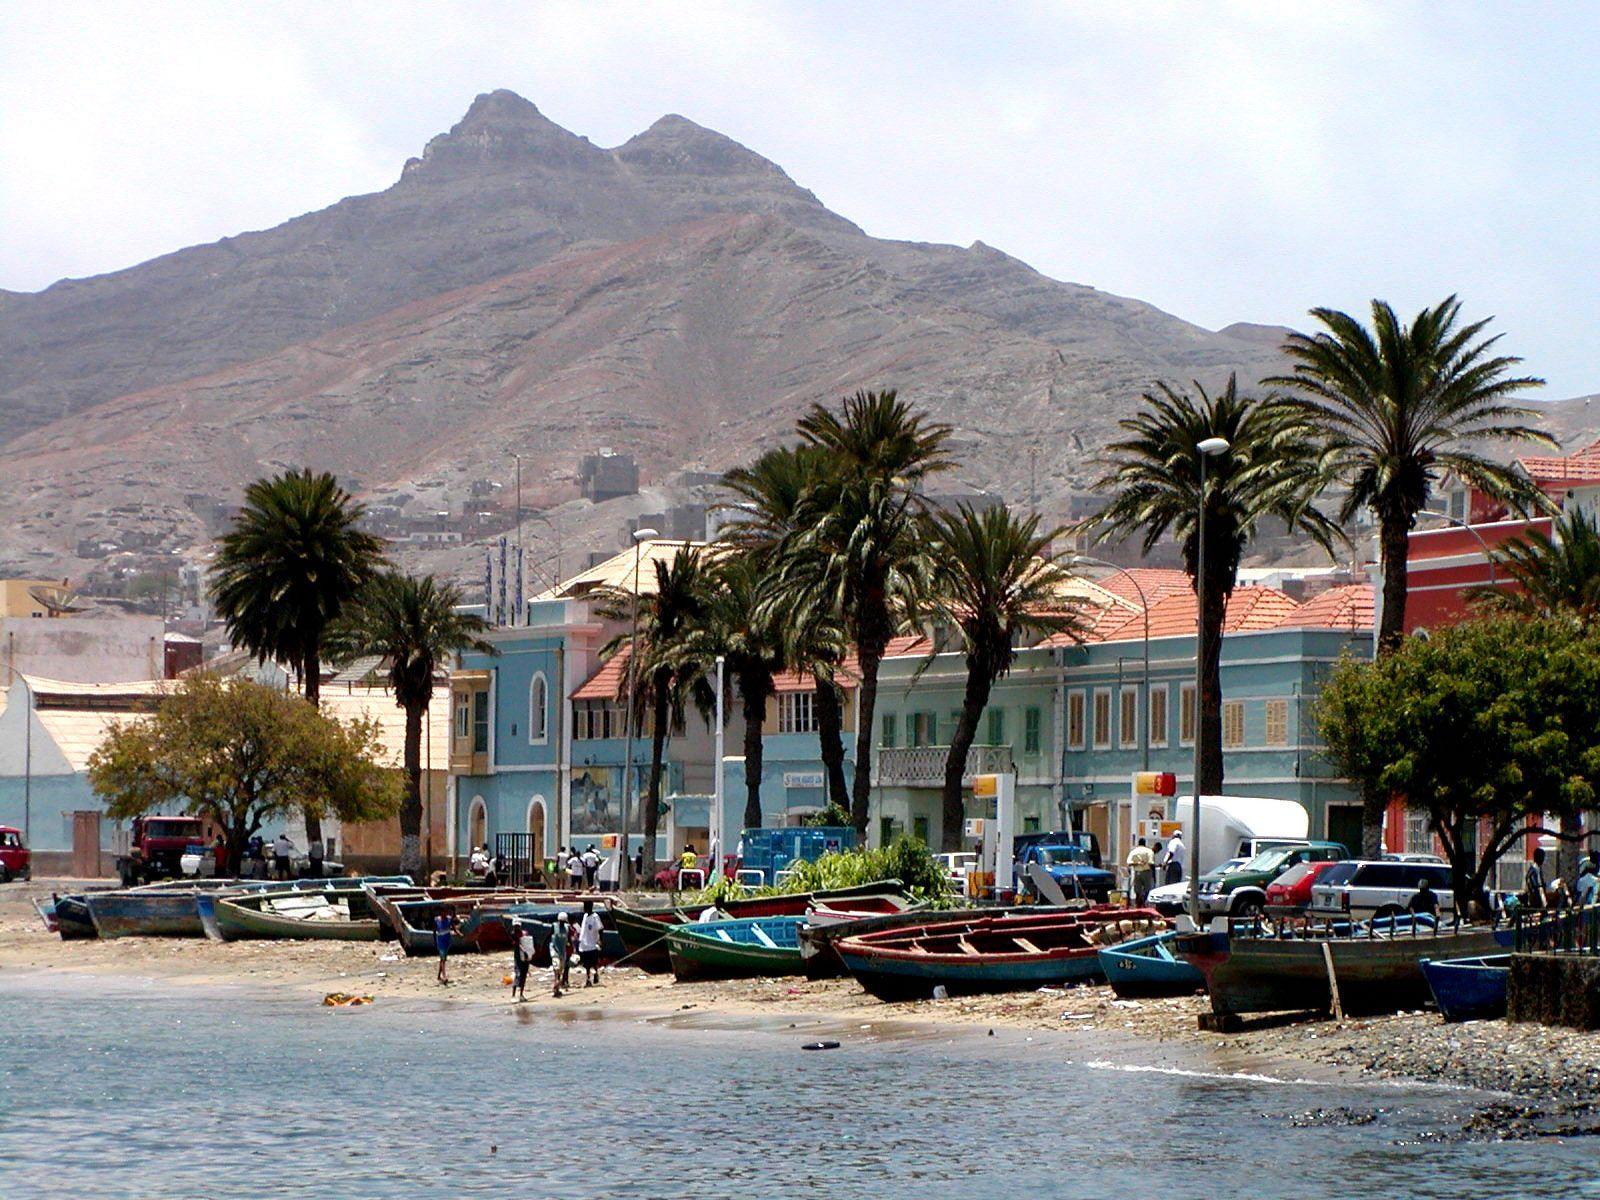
[
  {"left": 33, "top": 896, "right": 60, "bottom": 934},
  {"left": 836, "top": 909, "right": 1165, "bottom": 1001},
  {"left": 51, "top": 893, "right": 98, "bottom": 940},
  {"left": 1421, "top": 953, "right": 1511, "bottom": 1022},
  {"left": 196, "top": 876, "right": 413, "bottom": 940},
  {"left": 1177, "top": 922, "right": 1509, "bottom": 1018},
  {"left": 85, "top": 887, "right": 214, "bottom": 939},
  {"left": 376, "top": 890, "right": 593, "bottom": 956},
  {"left": 667, "top": 916, "right": 807, "bottom": 981},
  {"left": 212, "top": 887, "right": 385, "bottom": 941},
  {"left": 610, "top": 904, "right": 691, "bottom": 972},
  {"left": 1097, "top": 931, "right": 1204, "bottom": 998}
]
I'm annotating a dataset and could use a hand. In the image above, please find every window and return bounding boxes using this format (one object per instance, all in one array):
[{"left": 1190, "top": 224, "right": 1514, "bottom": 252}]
[
  {"left": 912, "top": 816, "right": 930, "bottom": 844},
  {"left": 1118, "top": 688, "right": 1138, "bottom": 748},
  {"left": 1092, "top": 691, "right": 1111, "bottom": 749},
  {"left": 1023, "top": 816, "right": 1041, "bottom": 833},
  {"left": 778, "top": 691, "right": 819, "bottom": 734},
  {"left": 1179, "top": 684, "right": 1197, "bottom": 746},
  {"left": 881, "top": 713, "right": 897, "bottom": 749},
  {"left": 1149, "top": 686, "right": 1169, "bottom": 748},
  {"left": 1024, "top": 706, "right": 1042, "bottom": 755},
  {"left": 529, "top": 673, "right": 548, "bottom": 744},
  {"left": 1222, "top": 700, "right": 1245, "bottom": 749},
  {"left": 1404, "top": 808, "right": 1431, "bottom": 855},
  {"left": 1067, "top": 691, "right": 1085, "bottom": 750},
  {"left": 911, "top": 711, "right": 938, "bottom": 747},
  {"left": 454, "top": 693, "right": 471, "bottom": 741},
  {"left": 472, "top": 690, "right": 490, "bottom": 753},
  {"left": 986, "top": 709, "right": 1006, "bottom": 746},
  {"left": 1264, "top": 698, "right": 1288, "bottom": 747},
  {"left": 575, "top": 699, "right": 627, "bottom": 740}
]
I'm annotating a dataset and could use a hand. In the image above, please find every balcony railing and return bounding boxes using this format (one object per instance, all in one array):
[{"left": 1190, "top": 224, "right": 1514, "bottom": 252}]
[{"left": 873, "top": 744, "right": 1015, "bottom": 788}]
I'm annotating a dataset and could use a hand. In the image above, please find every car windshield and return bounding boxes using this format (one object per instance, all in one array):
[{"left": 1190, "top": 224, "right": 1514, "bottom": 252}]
[
  {"left": 1316, "top": 863, "right": 1360, "bottom": 887},
  {"left": 0, "top": 831, "right": 18, "bottom": 848},
  {"left": 1271, "top": 864, "right": 1313, "bottom": 889},
  {"left": 148, "top": 820, "right": 202, "bottom": 837},
  {"left": 1241, "top": 848, "right": 1294, "bottom": 874},
  {"left": 1039, "top": 847, "right": 1084, "bottom": 866}
]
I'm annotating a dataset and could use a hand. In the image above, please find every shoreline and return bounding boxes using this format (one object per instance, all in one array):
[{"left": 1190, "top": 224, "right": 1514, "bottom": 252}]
[{"left": 6, "top": 882, "right": 1598, "bottom": 1135}]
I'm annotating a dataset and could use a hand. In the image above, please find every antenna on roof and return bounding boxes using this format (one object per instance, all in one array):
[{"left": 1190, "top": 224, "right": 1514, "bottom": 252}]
[{"left": 27, "top": 581, "right": 88, "bottom": 618}]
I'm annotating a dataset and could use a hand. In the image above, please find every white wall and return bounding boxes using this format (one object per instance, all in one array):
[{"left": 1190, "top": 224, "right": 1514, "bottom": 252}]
[{"left": 1, "top": 615, "right": 165, "bottom": 685}]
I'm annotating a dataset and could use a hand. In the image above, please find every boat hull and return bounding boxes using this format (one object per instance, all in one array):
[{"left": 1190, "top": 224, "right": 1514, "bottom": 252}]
[
  {"left": 1421, "top": 954, "right": 1511, "bottom": 1022},
  {"left": 85, "top": 891, "right": 207, "bottom": 938},
  {"left": 667, "top": 918, "right": 805, "bottom": 982},
  {"left": 213, "top": 893, "right": 380, "bottom": 942},
  {"left": 837, "top": 944, "right": 1103, "bottom": 1001},
  {"left": 1178, "top": 926, "right": 1508, "bottom": 1017},
  {"left": 52, "top": 895, "right": 98, "bottom": 940},
  {"left": 1098, "top": 932, "right": 1205, "bottom": 998}
]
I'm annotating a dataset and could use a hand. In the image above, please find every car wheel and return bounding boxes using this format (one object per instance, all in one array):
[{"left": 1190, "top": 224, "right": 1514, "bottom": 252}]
[
  {"left": 1232, "top": 896, "right": 1264, "bottom": 921},
  {"left": 0, "top": 864, "right": 9, "bottom": 884}
]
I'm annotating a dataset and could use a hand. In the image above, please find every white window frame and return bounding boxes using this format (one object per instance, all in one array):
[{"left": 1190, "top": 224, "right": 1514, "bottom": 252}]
[
  {"left": 1179, "top": 683, "right": 1197, "bottom": 747},
  {"left": 1148, "top": 685, "right": 1169, "bottom": 749},
  {"left": 1222, "top": 699, "right": 1246, "bottom": 749},
  {"left": 1092, "top": 689, "right": 1112, "bottom": 750},
  {"left": 1118, "top": 686, "right": 1138, "bottom": 749},
  {"left": 1066, "top": 690, "right": 1086, "bottom": 751},
  {"left": 778, "top": 691, "right": 819, "bottom": 735},
  {"left": 1263, "top": 697, "right": 1288, "bottom": 747},
  {"left": 528, "top": 672, "right": 549, "bottom": 745}
]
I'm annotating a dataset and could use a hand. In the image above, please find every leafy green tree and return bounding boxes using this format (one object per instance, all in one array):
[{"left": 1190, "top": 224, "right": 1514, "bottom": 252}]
[
  {"left": 87, "top": 674, "right": 403, "bottom": 875},
  {"left": 782, "top": 390, "right": 954, "bottom": 838},
  {"left": 1269, "top": 296, "right": 1549, "bottom": 656},
  {"left": 1318, "top": 617, "right": 1600, "bottom": 910},
  {"left": 595, "top": 546, "right": 714, "bottom": 881},
  {"left": 208, "top": 468, "right": 386, "bottom": 845},
  {"left": 325, "top": 572, "right": 494, "bottom": 876},
  {"left": 1089, "top": 376, "right": 1341, "bottom": 795},
  {"left": 925, "top": 504, "right": 1085, "bottom": 850},
  {"left": 1470, "top": 508, "right": 1600, "bottom": 625}
]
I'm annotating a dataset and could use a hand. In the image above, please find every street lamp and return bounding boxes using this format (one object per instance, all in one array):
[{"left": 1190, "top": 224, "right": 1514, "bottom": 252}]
[
  {"left": 1189, "top": 436, "right": 1230, "bottom": 926},
  {"left": 618, "top": 527, "right": 659, "bottom": 889}
]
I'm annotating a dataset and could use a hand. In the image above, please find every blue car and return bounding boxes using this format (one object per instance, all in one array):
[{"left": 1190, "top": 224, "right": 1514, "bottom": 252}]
[{"left": 1014, "top": 832, "right": 1114, "bottom": 901}]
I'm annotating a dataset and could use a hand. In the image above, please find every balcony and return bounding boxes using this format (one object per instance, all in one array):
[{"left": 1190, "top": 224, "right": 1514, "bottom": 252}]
[{"left": 873, "top": 744, "right": 1016, "bottom": 788}]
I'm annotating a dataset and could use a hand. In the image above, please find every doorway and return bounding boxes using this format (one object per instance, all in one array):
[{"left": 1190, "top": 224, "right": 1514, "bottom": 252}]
[
  {"left": 527, "top": 797, "right": 546, "bottom": 861},
  {"left": 72, "top": 811, "right": 102, "bottom": 877},
  {"left": 1326, "top": 804, "right": 1363, "bottom": 855}
]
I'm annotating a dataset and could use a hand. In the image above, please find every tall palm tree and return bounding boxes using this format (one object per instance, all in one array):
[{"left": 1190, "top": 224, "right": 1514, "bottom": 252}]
[
  {"left": 1268, "top": 296, "right": 1550, "bottom": 656},
  {"left": 325, "top": 572, "right": 494, "bottom": 876},
  {"left": 1469, "top": 509, "right": 1600, "bottom": 625},
  {"left": 595, "top": 546, "right": 713, "bottom": 881},
  {"left": 209, "top": 468, "right": 385, "bottom": 844},
  {"left": 926, "top": 504, "right": 1086, "bottom": 851},
  {"left": 722, "top": 445, "right": 851, "bottom": 810},
  {"left": 1090, "top": 376, "right": 1341, "bottom": 796},
  {"left": 783, "top": 390, "right": 954, "bottom": 838}
]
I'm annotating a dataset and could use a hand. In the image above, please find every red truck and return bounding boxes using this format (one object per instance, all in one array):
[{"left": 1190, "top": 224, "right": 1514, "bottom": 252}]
[
  {"left": 0, "top": 826, "right": 30, "bottom": 882},
  {"left": 116, "top": 816, "right": 209, "bottom": 886}
]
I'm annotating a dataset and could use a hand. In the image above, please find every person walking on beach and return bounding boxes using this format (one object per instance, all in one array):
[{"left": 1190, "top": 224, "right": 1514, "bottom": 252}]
[
  {"left": 273, "top": 833, "right": 294, "bottom": 881},
  {"left": 568, "top": 848, "right": 585, "bottom": 891},
  {"left": 582, "top": 844, "right": 601, "bottom": 890},
  {"left": 550, "top": 912, "right": 571, "bottom": 997},
  {"left": 434, "top": 912, "right": 457, "bottom": 984},
  {"left": 1162, "top": 832, "right": 1185, "bottom": 886},
  {"left": 1127, "top": 839, "right": 1155, "bottom": 907},
  {"left": 578, "top": 900, "right": 604, "bottom": 987},
  {"left": 511, "top": 922, "right": 534, "bottom": 1002}
]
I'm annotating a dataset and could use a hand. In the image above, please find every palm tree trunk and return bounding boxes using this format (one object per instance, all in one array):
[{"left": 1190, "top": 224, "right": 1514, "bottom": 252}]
[
  {"left": 739, "top": 668, "right": 767, "bottom": 831},
  {"left": 940, "top": 663, "right": 990, "bottom": 852},
  {"left": 400, "top": 700, "right": 424, "bottom": 877},
  {"left": 1197, "top": 576, "right": 1227, "bottom": 795},
  {"left": 850, "top": 636, "right": 885, "bottom": 841},
  {"left": 642, "top": 675, "right": 670, "bottom": 882},
  {"left": 813, "top": 671, "right": 850, "bottom": 811},
  {"left": 301, "top": 646, "right": 324, "bottom": 847},
  {"left": 1376, "top": 511, "right": 1410, "bottom": 657}
]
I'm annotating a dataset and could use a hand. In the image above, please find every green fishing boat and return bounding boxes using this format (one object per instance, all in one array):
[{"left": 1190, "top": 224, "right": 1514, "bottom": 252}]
[
  {"left": 212, "top": 886, "right": 383, "bottom": 941},
  {"left": 666, "top": 916, "right": 805, "bottom": 981}
]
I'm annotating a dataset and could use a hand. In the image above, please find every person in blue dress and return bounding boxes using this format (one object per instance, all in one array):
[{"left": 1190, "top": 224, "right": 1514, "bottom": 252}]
[{"left": 434, "top": 912, "right": 456, "bottom": 985}]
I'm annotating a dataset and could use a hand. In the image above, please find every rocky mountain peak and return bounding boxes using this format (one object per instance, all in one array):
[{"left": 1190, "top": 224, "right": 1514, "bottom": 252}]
[
  {"left": 410, "top": 88, "right": 601, "bottom": 175},
  {"left": 617, "top": 114, "right": 785, "bottom": 177}
]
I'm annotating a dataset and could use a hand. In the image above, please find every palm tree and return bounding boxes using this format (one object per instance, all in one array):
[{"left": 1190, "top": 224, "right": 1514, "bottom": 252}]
[
  {"left": 1090, "top": 376, "right": 1341, "bottom": 796},
  {"left": 1469, "top": 509, "right": 1600, "bottom": 625},
  {"left": 595, "top": 546, "right": 713, "bottom": 882},
  {"left": 722, "top": 445, "right": 851, "bottom": 811},
  {"left": 326, "top": 572, "right": 494, "bottom": 876},
  {"left": 209, "top": 468, "right": 385, "bottom": 844},
  {"left": 926, "top": 504, "right": 1087, "bottom": 851},
  {"left": 1268, "top": 296, "right": 1550, "bottom": 656},
  {"left": 783, "top": 390, "right": 954, "bottom": 838}
]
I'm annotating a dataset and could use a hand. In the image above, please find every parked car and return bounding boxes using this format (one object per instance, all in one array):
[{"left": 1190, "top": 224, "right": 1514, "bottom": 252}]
[
  {"left": 1014, "top": 833, "right": 1114, "bottom": 902},
  {"left": 1309, "top": 859, "right": 1455, "bottom": 921},
  {"left": 0, "top": 825, "right": 30, "bottom": 882},
  {"left": 937, "top": 852, "right": 977, "bottom": 895},
  {"left": 1263, "top": 858, "right": 1345, "bottom": 911},
  {"left": 1194, "top": 841, "right": 1349, "bottom": 919},
  {"left": 1147, "top": 857, "right": 1247, "bottom": 916}
]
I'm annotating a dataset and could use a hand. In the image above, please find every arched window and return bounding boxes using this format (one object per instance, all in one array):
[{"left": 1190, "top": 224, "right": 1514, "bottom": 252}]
[{"left": 529, "top": 672, "right": 549, "bottom": 744}]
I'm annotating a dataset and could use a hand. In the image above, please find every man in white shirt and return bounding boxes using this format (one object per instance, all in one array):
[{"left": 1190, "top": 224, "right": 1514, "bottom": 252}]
[
  {"left": 273, "top": 833, "right": 294, "bottom": 881},
  {"left": 1126, "top": 839, "right": 1155, "bottom": 906},
  {"left": 1162, "top": 832, "right": 1185, "bottom": 886},
  {"left": 577, "top": 900, "right": 605, "bottom": 987}
]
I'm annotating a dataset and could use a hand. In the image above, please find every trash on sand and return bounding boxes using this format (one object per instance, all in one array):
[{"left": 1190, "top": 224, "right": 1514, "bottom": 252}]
[{"left": 322, "top": 992, "right": 372, "bottom": 1007}]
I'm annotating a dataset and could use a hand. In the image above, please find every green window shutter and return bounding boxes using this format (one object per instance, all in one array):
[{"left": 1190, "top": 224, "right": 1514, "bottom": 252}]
[
  {"left": 1024, "top": 706, "right": 1042, "bottom": 754},
  {"left": 882, "top": 713, "right": 897, "bottom": 749},
  {"left": 986, "top": 709, "right": 1006, "bottom": 745}
]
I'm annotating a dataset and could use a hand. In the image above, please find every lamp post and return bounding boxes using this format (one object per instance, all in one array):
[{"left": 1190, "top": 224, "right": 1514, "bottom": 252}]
[
  {"left": 1188, "top": 436, "right": 1231, "bottom": 926},
  {"left": 713, "top": 655, "right": 725, "bottom": 885},
  {"left": 619, "top": 527, "right": 659, "bottom": 889},
  {"left": 1416, "top": 509, "right": 1497, "bottom": 588}
]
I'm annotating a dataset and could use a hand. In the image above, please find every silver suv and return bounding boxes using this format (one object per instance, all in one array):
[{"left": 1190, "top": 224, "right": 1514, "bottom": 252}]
[{"left": 1309, "top": 859, "right": 1454, "bottom": 920}]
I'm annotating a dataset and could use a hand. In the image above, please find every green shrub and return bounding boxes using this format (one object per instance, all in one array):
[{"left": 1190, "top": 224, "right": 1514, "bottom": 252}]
[{"left": 778, "top": 835, "right": 952, "bottom": 905}]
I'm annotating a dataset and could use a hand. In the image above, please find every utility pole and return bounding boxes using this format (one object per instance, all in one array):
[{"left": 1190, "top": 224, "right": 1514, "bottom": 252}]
[{"left": 618, "top": 527, "right": 659, "bottom": 888}]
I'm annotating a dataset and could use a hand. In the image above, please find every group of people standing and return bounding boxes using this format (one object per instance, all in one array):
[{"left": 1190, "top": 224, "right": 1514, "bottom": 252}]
[
  {"left": 508, "top": 900, "right": 606, "bottom": 1000},
  {"left": 1126, "top": 832, "right": 1184, "bottom": 907}
]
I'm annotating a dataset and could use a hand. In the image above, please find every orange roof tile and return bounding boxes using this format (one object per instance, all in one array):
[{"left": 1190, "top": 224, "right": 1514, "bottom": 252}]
[
  {"left": 1272, "top": 584, "right": 1375, "bottom": 631},
  {"left": 1519, "top": 437, "right": 1600, "bottom": 485},
  {"left": 572, "top": 644, "right": 631, "bottom": 700},
  {"left": 1090, "top": 568, "right": 1193, "bottom": 608}
]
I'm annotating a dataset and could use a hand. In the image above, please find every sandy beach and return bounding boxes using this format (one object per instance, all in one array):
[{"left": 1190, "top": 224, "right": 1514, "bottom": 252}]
[{"left": 5, "top": 879, "right": 1597, "bottom": 1134}]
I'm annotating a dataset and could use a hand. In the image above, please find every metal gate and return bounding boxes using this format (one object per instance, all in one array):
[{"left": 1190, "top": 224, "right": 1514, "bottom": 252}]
[{"left": 494, "top": 832, "right": 548, "bottom": 888}]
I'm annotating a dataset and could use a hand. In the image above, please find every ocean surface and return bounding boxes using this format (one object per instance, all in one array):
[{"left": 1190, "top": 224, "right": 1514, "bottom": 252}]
[{"left": 1, "top": 973, "right": 1595, "bottom": 1200}]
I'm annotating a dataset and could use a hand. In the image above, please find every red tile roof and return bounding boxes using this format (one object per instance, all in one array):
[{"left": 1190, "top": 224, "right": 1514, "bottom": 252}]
[
  {"left": 1272, "top": 584, "right": 1375, "bottom": 631},
  {"left": 1090, "top": 568, "right": 1193, "bottom": 608},
  {"left": 1519, "top": 437, "right": 1600, "bottom": 485},
  {"left": 571, "top": 644, "right": 631, "bottom": 700}
]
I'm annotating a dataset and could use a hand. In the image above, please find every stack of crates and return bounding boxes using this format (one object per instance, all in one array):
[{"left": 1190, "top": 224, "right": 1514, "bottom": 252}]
[{"left": 738, "top": 827, "right": 856, "bottom": 887}]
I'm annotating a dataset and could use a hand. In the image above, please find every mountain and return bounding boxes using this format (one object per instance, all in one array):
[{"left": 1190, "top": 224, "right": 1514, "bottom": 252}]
[{"left": 0, "top": 89, "right": 1395, "bottom": 581}]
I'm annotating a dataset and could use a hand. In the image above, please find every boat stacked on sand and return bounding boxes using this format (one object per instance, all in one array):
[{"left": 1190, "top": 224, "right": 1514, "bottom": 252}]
[
  {"left": 667, "top": 915, "right": 808, "bottom": 981},
  {"left": 368, "top": 888, "right": 600, "bottom": 956},
  {"left": 208, "top": 883, "right": 398, "bottom": 942},
  {"left": 835, "top": 908, "right": 1166, "bottom": 1001},
  {"left": 1097, "top": 931, "right": 1205, "bottom": 998},
  {"left": 56, "top": 876, "right": 413, "bottom": 941},
  {"left": 1420, "top": 954, "right": 1512, "bottom": 1022}
]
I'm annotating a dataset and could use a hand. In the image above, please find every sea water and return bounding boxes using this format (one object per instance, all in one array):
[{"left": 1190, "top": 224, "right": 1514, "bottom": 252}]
[{"left": 1, "top": 973, "right": 1595, "bottom": 1200}]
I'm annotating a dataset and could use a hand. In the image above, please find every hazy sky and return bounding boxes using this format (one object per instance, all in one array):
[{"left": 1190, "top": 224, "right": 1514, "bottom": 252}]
[{"left": 2, "top": 1, "right": 1596, "bottom": 395}]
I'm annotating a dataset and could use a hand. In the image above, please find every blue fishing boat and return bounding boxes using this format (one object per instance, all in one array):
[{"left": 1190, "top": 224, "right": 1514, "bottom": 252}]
[
  {"left": 51, "top": 893, "right": 98, "bottom": 940},
  {"left": 667, "top": 916, "right": 806, "bottom": 981},
  {"left": 1421, "top": 954, "right": 1511, "bottom": 1022},
  {"left": 1098, "top": 931, "right": 1204, "bottom": 998}
]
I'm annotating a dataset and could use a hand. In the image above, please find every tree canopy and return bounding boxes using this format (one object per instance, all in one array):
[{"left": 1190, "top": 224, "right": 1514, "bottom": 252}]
[{"left": 87, "top": 674, "right": 403, "bottom": 874}]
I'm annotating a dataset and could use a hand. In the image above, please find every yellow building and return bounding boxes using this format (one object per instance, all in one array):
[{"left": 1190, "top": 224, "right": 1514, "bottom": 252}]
[{"left": 0, "top": 580, "right": 64, "bottom": 619}]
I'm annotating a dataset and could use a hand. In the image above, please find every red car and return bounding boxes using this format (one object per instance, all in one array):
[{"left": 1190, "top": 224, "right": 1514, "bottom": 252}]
[
  {"left": 0, "top": 825, "right": 31, "bottom": 883},
  {"left": 1264, "top": 858, "right": 1341, "bottom": 910}
]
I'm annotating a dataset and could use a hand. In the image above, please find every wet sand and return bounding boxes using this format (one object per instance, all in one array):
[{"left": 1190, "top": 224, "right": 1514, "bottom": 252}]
[{"left": 5, "top": 879, "right": 1597, "bottom": 1122}]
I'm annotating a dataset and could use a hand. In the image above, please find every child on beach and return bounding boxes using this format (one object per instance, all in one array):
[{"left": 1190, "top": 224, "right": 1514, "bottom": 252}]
[
  {"left": 434, "top": 912, "right": 457, "bottom": 985},
  {"left": 578, "top": 900, "right": 604, "bottom": 987},
  {"left": 511, "top": 922, "right": 534, "bottom": 1001},
  {"left": 550, "top": 913, "right": 571, "bottom": 997}
]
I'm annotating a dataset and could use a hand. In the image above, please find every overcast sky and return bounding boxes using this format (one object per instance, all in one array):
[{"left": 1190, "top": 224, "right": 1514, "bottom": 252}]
[{"left": 2, "top": 1, "right": 1595, "bottom": 395}]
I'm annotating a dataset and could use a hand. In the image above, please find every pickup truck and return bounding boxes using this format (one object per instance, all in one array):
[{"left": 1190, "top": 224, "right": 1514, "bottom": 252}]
[
  {"left": 116, "top": 815, "right": 210, "bottom": 886},
  {"left": 1014, "top": 832, "right": 1114, "bottom": 902},
  {"left": 0, "top": 826, "right": 30, "bottom": 882}
]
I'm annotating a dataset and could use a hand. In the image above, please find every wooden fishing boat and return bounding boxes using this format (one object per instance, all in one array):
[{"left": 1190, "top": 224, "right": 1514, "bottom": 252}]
[
  {"left": 212, "top": 886, "right": 385, "bottom": 941},
  {"left": 33, "top": 896, "right": 60, "bottom": 934},
  {"left": 51, "top": 893, "right": 98, "bottom": 940},
  {"left": 667, "top": 916, "right": 807, "bottom": 981},
  {"left": 196, "top": 876, "right": 412, "bottom": 940},
  {"left": 1421, "top": 953, "right": 1511, "bottom": 1022},
  {"left": 377, "top": 890, "right": 592, "bottom": 956},
  {"left": 797, "top": 905, "right": 1100, "bottom": 979},
  {"left": 610, "top": 903, "right": 691, "bottom": 972},
  {"left": 1097, "top": 932, "right": 1203, "bottom": 998},
  {"left": 84, "top": 887, "right": 214, "bottom": 938},
  {"left": 1177, "top": 922, "right": 1509, "bottom": 1019},
  {"left": 836, "top": 909, "right": 1164, "bottom": 1001}
]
